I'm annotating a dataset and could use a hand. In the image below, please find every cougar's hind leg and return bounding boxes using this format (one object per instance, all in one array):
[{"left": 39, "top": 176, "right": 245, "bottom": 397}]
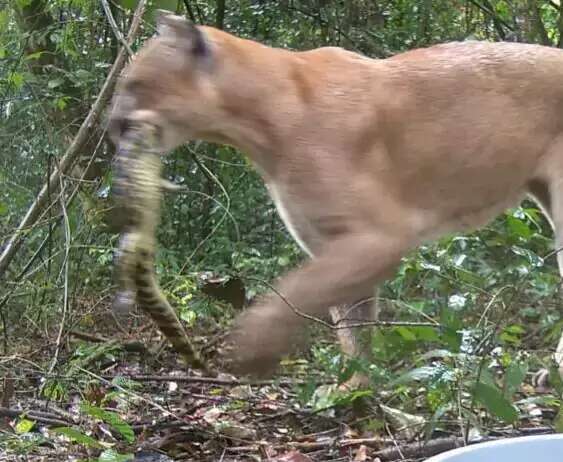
[
  {"left": 543, "top": 180, "right": 563, "bottom": 382},
  {"left": 529, "top": 176, "right": 563, "bottom": 387},
  {"left": 330, "top": 294, "right": 380, "bottom": 389}
]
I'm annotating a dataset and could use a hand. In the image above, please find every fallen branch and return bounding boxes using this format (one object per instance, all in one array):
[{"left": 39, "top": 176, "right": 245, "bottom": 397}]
[
  {"left": 68, "top": 330, "right": 149, "bottom": 353},
  {"left": 0, "top": 0, "right": 147, "bottom": 279},
  {"left": 227, "top": 436, "right": 393, "bottom": 453},
  {"left": 0, "top": 407, "right": 71, "bottom": 427},
  {"left": 100, "top": 373, "right": 334, "bottom": 387}
]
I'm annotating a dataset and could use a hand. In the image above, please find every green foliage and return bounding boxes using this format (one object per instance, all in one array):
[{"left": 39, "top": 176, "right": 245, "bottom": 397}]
[
  {"left": 51, "top": 426, "right": 102, "bottom": 448},
  {"left": 473, "top": 382, "right": 519, "bottom": 423},
  {"left": 81, "top": 404, "right": 135, "bottom": 443}
]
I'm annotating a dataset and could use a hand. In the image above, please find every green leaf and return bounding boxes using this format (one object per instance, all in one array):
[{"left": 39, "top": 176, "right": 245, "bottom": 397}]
[
  {"left": 439, "top": 309, "right": 463, "bottom": 351},
  {"left": 411, "top": 326, "right": 440, "bottom": 342},
  {"left": 15, "top": 418, "right": 35, "bottom": 434},
  {"left": 473, "top": 382, "right": 518, "bottom": 423},
  {"left": 0, "top": 201, "right": 7, "bottom": 216},
  {"left": 51, "top": 427, "right": 101, "bottom": 447},
  {"left": 55, "top": 97, "right": 69, "bottom": 111},
  {"left": 73, "top": 69, "right": 92, "bottom": 82},
  {"left": 0, "top": 10, "right": 8, "bottom": 30},
  {"left": 81, "top": 404, "right": 135, "bottom": 443},
  {"left": 25, "top": 51, "right": 44, "bottom": 61},
  {"left": 506, "top": 215, "right": 532, "bottom": 239},
  {"left": 504, "top": 361, "right": 528, "bottom": 397},
  {"left": 510, "top": 246, "right": 543, "bottom": 267},
  {"left": 98, "top": 449, "right": 134, "bottom": 462},
  {"left": 396, "top": 326, "right": 417, "bottom": 341},
  {"left": 8, "top": 72, "right": 24, "bottom": 90}
]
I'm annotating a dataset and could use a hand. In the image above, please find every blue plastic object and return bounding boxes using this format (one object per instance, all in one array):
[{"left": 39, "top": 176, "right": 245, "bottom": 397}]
[{"left": 425, "top": 434, "right": 563, "bottom": 462}]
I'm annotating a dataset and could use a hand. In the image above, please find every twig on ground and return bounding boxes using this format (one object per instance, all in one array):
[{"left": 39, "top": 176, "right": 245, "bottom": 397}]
[
  {"left": 68, "top": 330, "right": 148, "bottom": 353},
  {"left": 227, "top": 436, "right": 393, "bottom": 453},
  {"left": 100, "top": 373, "right": 334, "bottom": 387},
  {"left": 0, "top": 407, "right": 71, "bottom": 427}
]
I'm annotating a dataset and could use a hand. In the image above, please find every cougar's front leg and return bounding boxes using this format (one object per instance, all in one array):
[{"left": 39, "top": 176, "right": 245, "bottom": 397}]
[{"left": 226, "top": 232, "right": 408, "bottom": 376}]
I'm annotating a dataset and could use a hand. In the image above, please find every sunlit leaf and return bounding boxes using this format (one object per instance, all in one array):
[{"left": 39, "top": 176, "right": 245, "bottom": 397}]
[
  {"left": 510, "top": 246, "right": 543, "bottom": 267},
  {"left": 8, "top": 72, "right": 24, "bottom": 90},
  {"left": 24, "top": 51, "right": 44, "bottom": 61},
  {"left": 15, "top": 418, "right": 35, "bottom": 434},
  {"left": 506, "top": 215, "right": 532, "bottom": 239},
  {"left": 81, "top": 404, "right": 135, "bottom": 443},
  {"left": 51, "top": 427, "right": 101, "bottom": 447}
]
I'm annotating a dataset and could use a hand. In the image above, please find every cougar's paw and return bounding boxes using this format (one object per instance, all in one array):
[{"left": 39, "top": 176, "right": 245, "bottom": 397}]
[{"left": 222, "top": 304, "right": 298, "bottom": 378}]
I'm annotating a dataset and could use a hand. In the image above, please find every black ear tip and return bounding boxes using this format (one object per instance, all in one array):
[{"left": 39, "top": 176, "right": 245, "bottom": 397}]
[{"left": 154, "top": 11, "right": 210, "bottom": 60}]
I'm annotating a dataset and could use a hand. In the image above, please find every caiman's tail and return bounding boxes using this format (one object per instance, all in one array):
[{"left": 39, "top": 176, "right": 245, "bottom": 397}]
[{"left": 112, "top": 122, "right": 207, "bottom": 372}]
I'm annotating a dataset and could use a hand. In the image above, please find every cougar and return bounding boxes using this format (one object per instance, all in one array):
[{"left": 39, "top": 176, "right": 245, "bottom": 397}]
[{"left": 109, "top": 11, "right": 563, "bottom": 386}]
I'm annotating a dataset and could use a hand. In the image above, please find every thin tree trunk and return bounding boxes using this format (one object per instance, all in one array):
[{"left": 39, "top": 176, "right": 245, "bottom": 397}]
[{"left": 216, "top": 0, "right": 226, "bottom": 29}]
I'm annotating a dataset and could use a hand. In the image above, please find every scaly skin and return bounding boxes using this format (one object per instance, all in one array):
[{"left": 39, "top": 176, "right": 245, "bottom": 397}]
[{"left": 113, "top": 123, "right": 206, "bottom": 371}]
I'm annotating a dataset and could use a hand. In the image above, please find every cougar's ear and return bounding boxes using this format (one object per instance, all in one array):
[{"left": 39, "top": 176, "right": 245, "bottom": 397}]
[{"left": 155, "top": 10, "right": 210, "bottom": 60}]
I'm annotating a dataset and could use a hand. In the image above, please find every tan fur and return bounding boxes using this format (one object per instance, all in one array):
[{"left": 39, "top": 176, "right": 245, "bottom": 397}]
[{"left": 109, "top": 13, "right": 563, "bottom": 379}]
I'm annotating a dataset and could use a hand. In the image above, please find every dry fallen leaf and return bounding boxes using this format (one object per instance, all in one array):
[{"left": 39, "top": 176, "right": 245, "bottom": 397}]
[
  {"left": 354, "top": 444, "right": 368, "bottom": 461},
  {"left": 230, "top": 384, "right": 253, "bottom": 399}
]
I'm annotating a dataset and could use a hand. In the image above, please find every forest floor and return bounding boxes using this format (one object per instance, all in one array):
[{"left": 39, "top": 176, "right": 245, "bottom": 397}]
[{"left": 0, "top": 300, "right": 559, "bottom": 462}]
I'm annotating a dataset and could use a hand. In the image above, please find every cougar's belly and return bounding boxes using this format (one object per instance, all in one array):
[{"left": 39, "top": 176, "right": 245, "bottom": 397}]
[{"left": 267, "top": 183, "right": 322, "bottom": 257}]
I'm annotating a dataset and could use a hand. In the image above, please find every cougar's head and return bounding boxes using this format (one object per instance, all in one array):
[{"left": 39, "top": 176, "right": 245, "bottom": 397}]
[{"left": 108, "top": 11, "right": 219, "bottom": 151}]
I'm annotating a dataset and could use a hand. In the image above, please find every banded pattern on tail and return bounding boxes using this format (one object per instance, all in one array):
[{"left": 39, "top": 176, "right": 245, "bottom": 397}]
[{"left": 112, "top": 123, "right": 205, "bottom": 371}]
